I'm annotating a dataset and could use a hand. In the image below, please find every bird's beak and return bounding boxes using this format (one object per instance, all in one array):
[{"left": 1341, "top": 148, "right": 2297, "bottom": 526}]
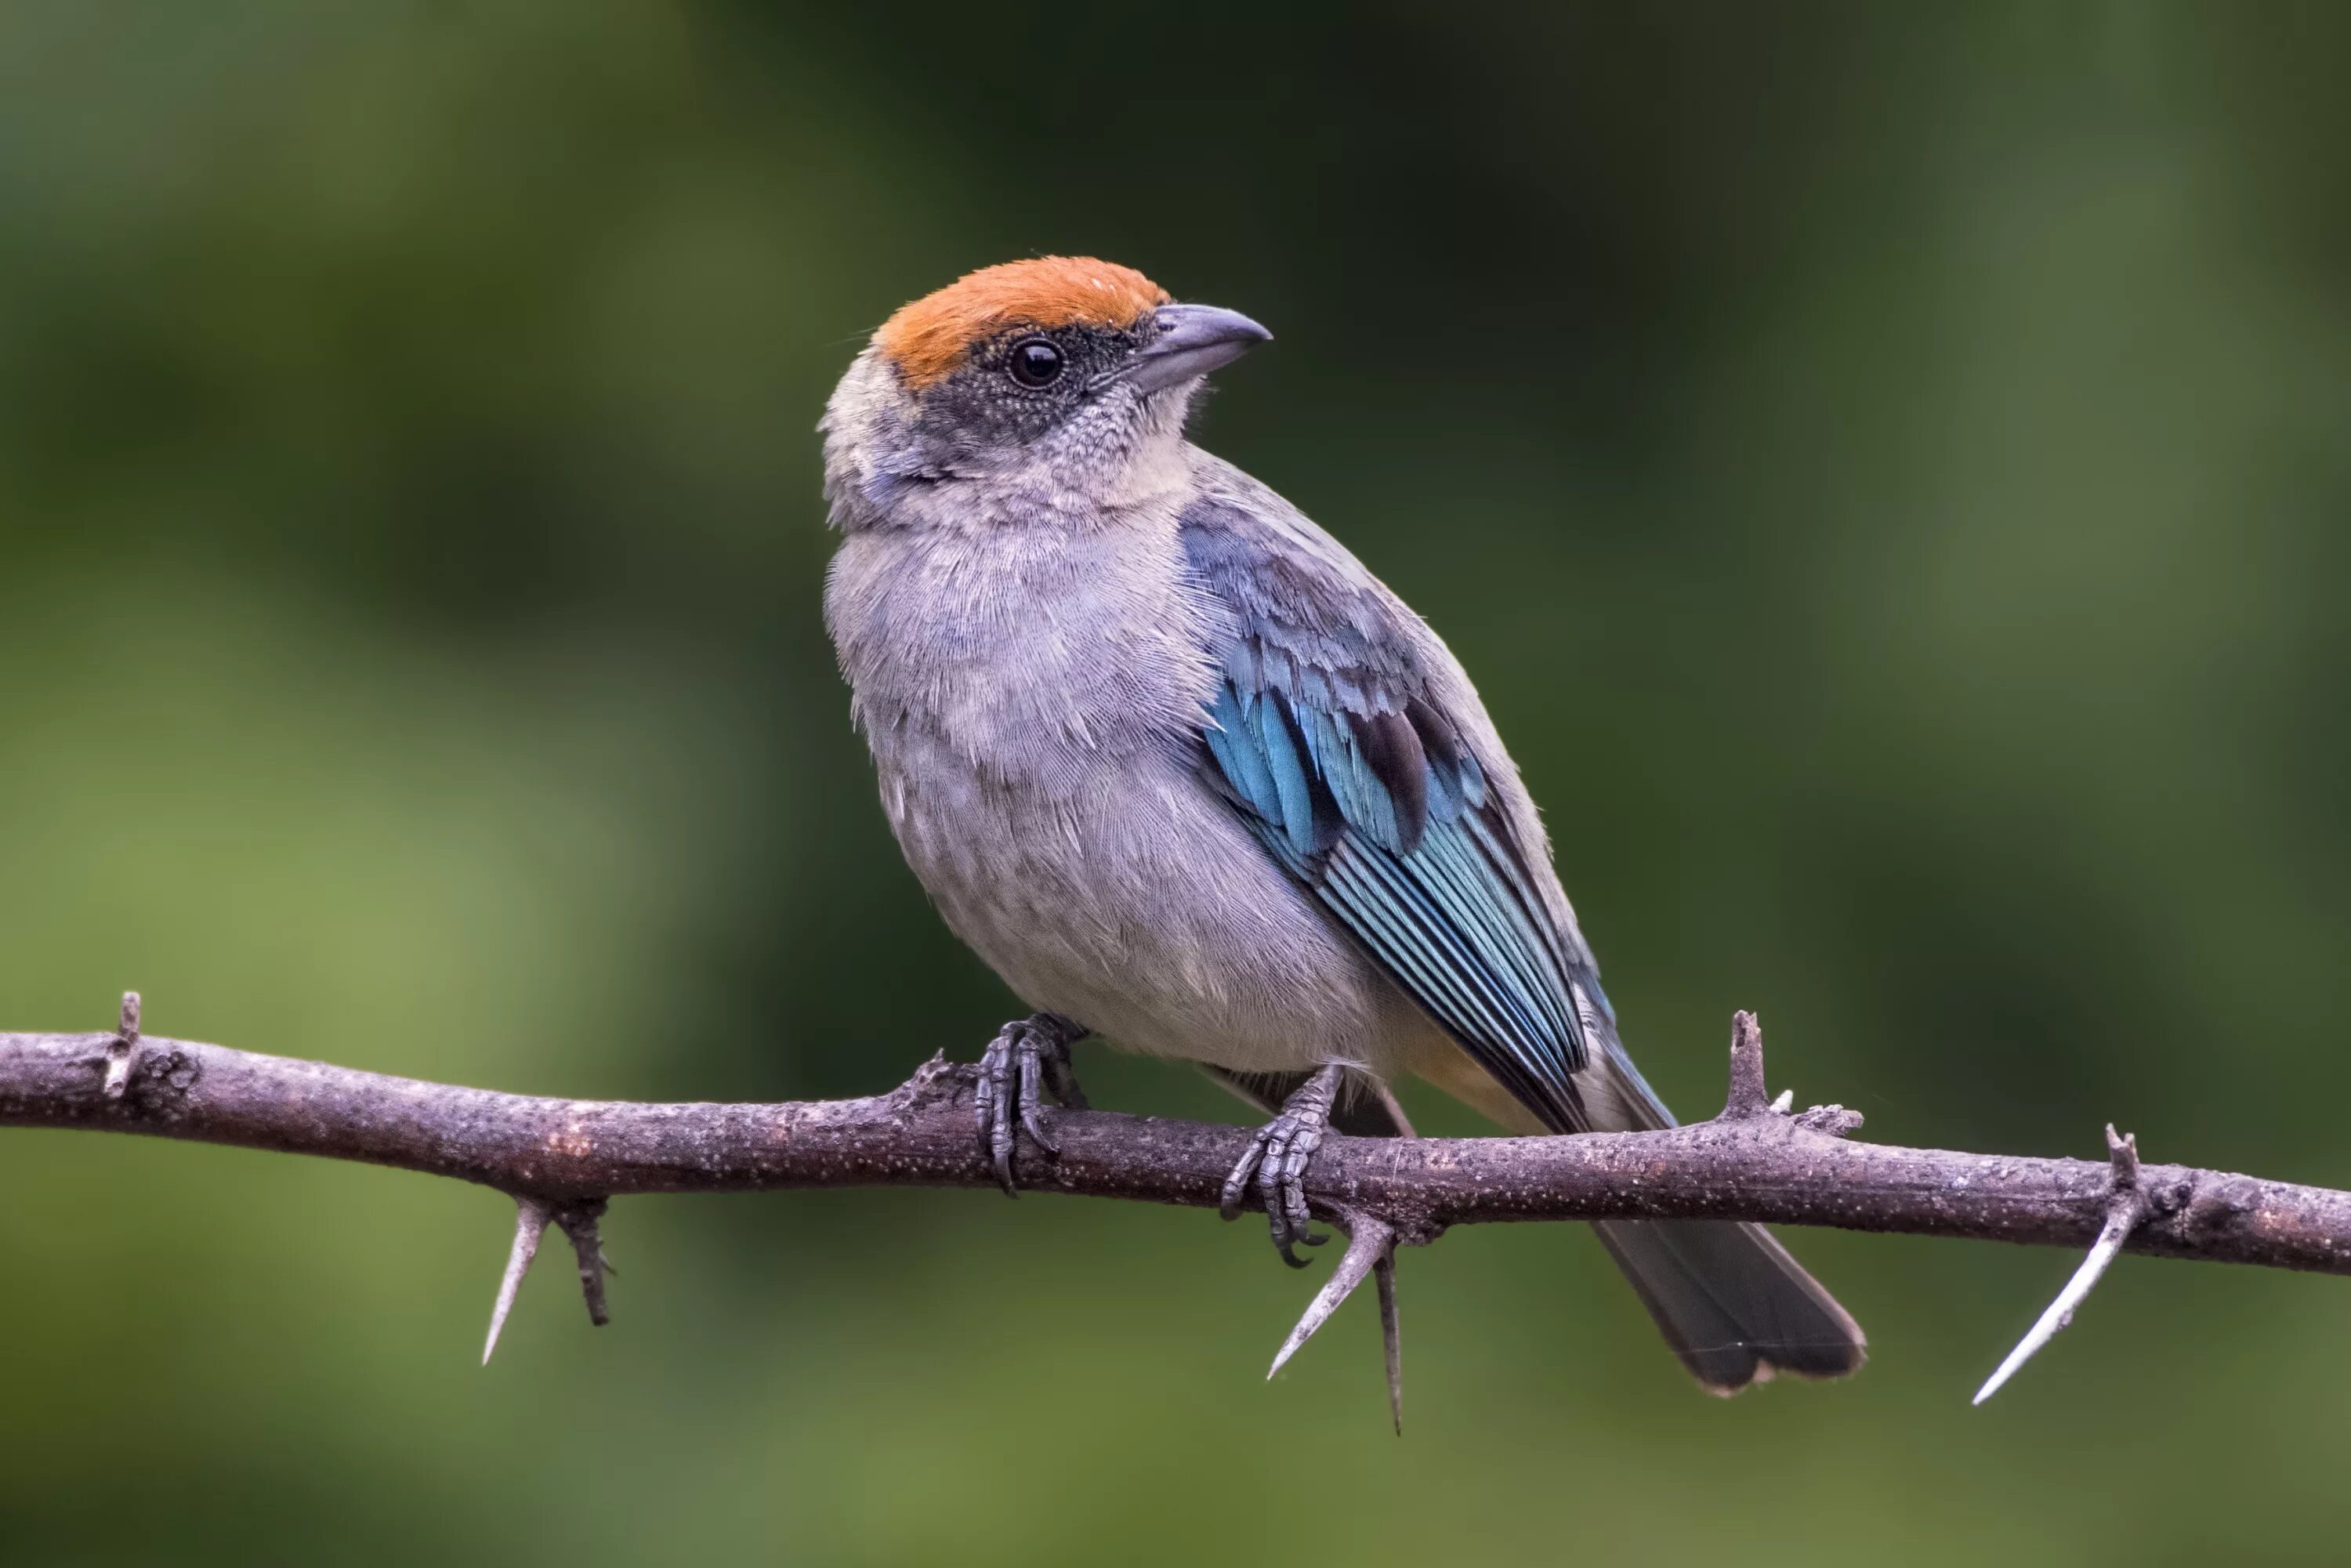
[{"left": 1122, "top": 302, "right": 1273, "bottom": 394}]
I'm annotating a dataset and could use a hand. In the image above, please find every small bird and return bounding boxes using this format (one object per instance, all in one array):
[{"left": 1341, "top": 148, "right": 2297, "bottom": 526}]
[{"left": 820, "top": 256, "right": 1864, "bottom": 1392}]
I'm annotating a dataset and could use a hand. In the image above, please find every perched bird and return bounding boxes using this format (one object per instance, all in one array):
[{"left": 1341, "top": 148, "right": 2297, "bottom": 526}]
[{"left": 820, "top": 256, "right": 1864, "bottom": 1392}]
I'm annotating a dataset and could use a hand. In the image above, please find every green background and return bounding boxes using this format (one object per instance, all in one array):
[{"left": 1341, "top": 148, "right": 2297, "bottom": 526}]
[{"left": 4, "top": 4, "right": 2347, "bottom": 1563}]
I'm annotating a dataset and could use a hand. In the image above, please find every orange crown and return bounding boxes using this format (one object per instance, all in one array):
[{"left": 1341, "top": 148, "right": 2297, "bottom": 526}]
[{"left": 875, "top": 257, "right": 1170, "bottom": 389}]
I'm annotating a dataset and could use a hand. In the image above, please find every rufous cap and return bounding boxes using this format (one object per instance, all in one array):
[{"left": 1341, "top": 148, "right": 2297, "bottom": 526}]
[{"left": 875, "top": 257, "right": 1170, "bottom": 389}]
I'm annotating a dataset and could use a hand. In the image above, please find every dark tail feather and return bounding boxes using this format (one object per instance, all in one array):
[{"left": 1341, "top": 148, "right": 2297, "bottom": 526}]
[
  {"left": 1592, "top": 1218, "right": 1866, "bottom": 1392},
  {"left": 1578, "top": 1041, "right": 1864, "bottom": 1391}
]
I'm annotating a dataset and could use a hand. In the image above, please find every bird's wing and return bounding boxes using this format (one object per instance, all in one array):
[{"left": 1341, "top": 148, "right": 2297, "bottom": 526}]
[{"left": 1180, "top": 473, "right": 1610, "bottom": 1133}]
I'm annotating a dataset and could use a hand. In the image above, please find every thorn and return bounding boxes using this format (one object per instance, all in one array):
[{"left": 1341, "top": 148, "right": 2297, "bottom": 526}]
[
  {"left": 552, "top": 1199, "right": 613, "bottom": 1327},
  {"left": 1972, "top": 1125, "right": 2146, "bottom": 1406},
  {"left": 1267, "top": 1209, "right": 1395, "bottom": 1381},
  {"left": 1375, "top": 1245, "right": 1402, "bottom": 1435},
  {"left": 103, "top": 990, "right": 140, "bottom": 1099},
  {"left": 484, "top": 1196, "right": 552, "bottom": 1365},
  {"left": 1769, "top": 1088, "right": 1793, "bottom": 1115},
  {"left": 1720, "top": 1010, "right": 1772, "bottom": 1121}
]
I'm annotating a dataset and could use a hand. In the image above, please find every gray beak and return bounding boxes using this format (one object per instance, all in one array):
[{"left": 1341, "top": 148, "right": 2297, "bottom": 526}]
[{"left": 1123, "top": 302, "right": 1272, "bottom": 394}]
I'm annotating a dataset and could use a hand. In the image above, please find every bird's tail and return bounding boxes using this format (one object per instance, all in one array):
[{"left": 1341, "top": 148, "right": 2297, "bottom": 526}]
[
  {"left": 1589, "top": 1215, "right": 1864, "bottom": 1392},
  {"left": 1413, "top": 1037, "right": 1865, "bottom": 1392},
  {"left": 1582, "top": 1042, "right": 1864, "bottom": 1392}
]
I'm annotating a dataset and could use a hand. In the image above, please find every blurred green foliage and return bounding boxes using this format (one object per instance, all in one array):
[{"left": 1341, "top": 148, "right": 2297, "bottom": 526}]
[{"left": 4, "top": 3, "right": 2349, "bottom": 1563}]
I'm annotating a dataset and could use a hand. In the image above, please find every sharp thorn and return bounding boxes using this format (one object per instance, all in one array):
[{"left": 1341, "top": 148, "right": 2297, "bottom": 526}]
[
  {"left": 483, "top": 1196, "right": 552, "bottom": 1365},
  {"left": 1267, "top": 1211, "right": 1394, "bottom": 1380},
  {"left": 1375, "top": 1245, "right": 1402, "bottom": 1435},
  {"left": 1972, "top": 1128, "right": 2147, "bottom": 1405}
]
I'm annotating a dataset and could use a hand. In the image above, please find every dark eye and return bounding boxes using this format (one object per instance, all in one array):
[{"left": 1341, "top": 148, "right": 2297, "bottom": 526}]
[{"left": 1006, "top": 336, "right": 1065, "bottom": 389}]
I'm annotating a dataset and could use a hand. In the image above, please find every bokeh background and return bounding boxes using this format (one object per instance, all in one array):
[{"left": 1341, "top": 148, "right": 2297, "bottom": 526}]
[{"left": 4, "top": 2, "right": 2348, "bottom": 1563}]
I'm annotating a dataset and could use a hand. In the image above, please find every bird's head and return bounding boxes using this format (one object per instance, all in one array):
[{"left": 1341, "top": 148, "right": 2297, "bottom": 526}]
[{"left": 821, "top": 257, "right": 1270, "bottom": 531}]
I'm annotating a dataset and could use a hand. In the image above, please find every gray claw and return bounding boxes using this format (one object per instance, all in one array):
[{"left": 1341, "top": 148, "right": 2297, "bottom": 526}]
[
  {"left": 1017, "top": 1046, "right": 1059, "bottom": 1157},
  {"left": 1220, "top": 1063, "right": 1346, "bottom": 1265},
  {"left": 1218, "top": 1125, "right": 1267, "bottom": 1221},
  {"left": 974, "top": 1013, "right": 1088, "bottom": 1197}
]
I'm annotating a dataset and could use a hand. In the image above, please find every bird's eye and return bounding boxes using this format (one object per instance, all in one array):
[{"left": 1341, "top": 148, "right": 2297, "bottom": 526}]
[{"left": 1006, "top": 337, "right": 1065, "bottom": 389}]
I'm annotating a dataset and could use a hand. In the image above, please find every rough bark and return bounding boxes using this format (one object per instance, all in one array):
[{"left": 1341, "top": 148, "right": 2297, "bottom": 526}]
[{"left": 2, "top": 1020, "right": 2335, "bottom": 1274}]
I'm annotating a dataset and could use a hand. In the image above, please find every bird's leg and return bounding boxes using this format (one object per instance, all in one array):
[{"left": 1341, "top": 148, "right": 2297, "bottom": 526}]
[
  {"left": 1219, "top": 1062, "right": 1349, "bottom": 1267},
  {"left": 973, "top": 1012, "right": 1090, "bottom": 1196}
]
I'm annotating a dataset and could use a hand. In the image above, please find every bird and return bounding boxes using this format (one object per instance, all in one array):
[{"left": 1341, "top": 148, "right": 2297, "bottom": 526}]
[{"left": 819, "top": 255, "right": 1864, "bottom": 1392}]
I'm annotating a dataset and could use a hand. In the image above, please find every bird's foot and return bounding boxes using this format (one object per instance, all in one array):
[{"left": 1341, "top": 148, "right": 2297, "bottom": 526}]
[
  {"left": 1219, "top": 1062, "right": 1348, "bottom": 1267},
  {"left": 974, "top": 1012, "right": 1089, "bottom": 1196}
]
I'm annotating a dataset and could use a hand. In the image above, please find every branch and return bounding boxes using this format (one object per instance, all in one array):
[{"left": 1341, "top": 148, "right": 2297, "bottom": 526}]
[{"left": 5, "top": 1001, "right": 2345, "bottom": 1405}]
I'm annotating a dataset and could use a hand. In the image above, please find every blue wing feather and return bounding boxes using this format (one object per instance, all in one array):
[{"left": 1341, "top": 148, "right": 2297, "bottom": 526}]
[{"left": 1183, "top": 487, "right": 1596, "bottom": 1131}]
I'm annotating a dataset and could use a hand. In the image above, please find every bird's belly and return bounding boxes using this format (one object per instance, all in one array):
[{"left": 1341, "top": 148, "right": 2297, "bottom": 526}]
[{"left": 881, "top": 740, "right": 1411, "bottom": 1075}]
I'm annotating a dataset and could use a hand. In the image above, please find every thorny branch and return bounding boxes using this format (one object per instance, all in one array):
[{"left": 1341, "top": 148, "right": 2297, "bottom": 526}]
[{"left": 5, "top": 999, "right": 2347, "bottom": 1410}]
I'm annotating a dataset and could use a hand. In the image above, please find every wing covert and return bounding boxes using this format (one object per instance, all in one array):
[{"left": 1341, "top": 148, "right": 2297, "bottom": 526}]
[{"left": 1183, "top": 484, "right": 1597, "bottom": 1132}]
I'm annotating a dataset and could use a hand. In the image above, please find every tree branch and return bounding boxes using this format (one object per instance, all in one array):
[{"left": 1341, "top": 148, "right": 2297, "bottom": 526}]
[{"left": 5, "top": 1001, "right": 2346, "bottom": 1403}]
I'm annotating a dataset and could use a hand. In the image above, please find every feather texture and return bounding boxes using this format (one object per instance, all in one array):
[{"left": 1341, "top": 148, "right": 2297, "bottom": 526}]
[{"left": 1183, "top": 484, "right": 1606, "bottom": 1133}]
